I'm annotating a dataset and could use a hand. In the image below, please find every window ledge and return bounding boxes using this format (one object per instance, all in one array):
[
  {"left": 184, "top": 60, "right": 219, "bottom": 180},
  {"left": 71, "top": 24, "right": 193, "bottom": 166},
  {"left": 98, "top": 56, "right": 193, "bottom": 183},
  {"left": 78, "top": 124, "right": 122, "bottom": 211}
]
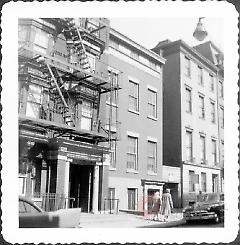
[
  {"left": 126, "top": 169, "right": 139, "bottom": 174},
  {"left": 109, "top": 167, "right": 116, "bottom": 171},
  {"left": 106, "top": 101, "right": 118, "bottom": 107},
  {"left": 147, "top": 115, "right": 157, "bottom": 121},
  {"left": 128, "top": 109, "right": 140, "bottom": 115}
]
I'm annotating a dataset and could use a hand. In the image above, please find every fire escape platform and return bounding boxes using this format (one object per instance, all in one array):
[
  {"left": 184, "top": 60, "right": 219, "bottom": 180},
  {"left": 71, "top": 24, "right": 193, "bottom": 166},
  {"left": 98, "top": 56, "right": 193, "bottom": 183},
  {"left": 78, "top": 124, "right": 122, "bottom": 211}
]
[
  {"left": 19, "top": 114, "right": 108, "bottom": 142},
  {"left": 18, "top": 46, "right": 118, "bottom": 92}
]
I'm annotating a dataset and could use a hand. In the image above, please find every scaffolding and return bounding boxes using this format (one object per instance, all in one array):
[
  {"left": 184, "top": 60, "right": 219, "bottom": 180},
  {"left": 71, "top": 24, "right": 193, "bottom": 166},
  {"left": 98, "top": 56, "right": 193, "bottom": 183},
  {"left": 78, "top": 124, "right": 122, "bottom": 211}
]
[{"left": 18, "top": 18, "right": 121, "bottom": 146}]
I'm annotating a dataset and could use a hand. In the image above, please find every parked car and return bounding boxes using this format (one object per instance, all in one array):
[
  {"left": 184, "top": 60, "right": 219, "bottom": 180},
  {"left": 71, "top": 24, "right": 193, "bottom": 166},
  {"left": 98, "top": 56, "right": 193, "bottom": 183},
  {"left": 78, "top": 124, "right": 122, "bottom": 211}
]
[
  {"left": 19, "top": 196, "right": 81, "bottom": 228},
  {"left": 183, "top": 193, "right": 224, "bottom": 223}
]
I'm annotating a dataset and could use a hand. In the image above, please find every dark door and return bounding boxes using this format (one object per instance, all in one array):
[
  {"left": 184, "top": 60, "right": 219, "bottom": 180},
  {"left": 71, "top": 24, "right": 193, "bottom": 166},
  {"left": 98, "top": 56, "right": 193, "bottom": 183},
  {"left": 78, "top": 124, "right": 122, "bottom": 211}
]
[
  {"left": 128, "top": 188, "right": 136, "bottom": 210},
  {"left": 69, "top": 164, "right": 93, "bottom": 212}
]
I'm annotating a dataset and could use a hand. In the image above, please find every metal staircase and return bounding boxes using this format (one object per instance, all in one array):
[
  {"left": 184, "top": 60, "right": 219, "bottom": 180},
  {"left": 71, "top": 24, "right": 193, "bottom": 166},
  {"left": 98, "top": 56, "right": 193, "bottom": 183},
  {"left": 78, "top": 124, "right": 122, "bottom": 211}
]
[
  {"left": 64, "top": 18, "right": 92, "bottom": 74},
  {"left": 46, "top": 63, "right": 73, "bottom": 126}
]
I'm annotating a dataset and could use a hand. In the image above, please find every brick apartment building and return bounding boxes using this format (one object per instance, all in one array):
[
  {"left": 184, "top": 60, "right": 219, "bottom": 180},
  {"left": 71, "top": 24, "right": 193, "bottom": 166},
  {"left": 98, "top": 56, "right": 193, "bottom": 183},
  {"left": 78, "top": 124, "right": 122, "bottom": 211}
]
[
  {"left": 106, "top": 28, "right": 166, "bottom": 214},
  {"left": 152, "top": 39, "right": 224, "bottom": 207}
]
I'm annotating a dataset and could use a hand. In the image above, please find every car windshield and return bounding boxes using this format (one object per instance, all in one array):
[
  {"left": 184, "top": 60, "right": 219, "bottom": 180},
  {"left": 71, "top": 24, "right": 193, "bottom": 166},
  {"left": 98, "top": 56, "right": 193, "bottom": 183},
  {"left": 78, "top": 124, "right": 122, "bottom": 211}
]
[
  {"left": 19, "top": 200, "right": 42, "bottom": 213},
  {"left": 205, "top": 193, "right": 221, "bottom": 202}
]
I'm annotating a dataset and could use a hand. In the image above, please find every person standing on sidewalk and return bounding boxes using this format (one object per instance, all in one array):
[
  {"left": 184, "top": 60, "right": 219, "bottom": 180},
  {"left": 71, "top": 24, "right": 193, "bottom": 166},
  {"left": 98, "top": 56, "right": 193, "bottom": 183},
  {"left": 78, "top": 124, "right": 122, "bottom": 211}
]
[
  {"left": 152, "top": 191, "right": 161, "bottom": 221},
  {"left": 160, "top": 188, "right": 173, "bottom": 221}
]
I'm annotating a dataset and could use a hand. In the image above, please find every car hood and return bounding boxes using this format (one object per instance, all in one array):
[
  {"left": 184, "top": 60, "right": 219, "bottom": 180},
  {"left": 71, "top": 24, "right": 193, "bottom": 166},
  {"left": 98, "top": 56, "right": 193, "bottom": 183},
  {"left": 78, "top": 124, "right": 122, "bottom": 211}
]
[{"left": 184, "top": 201, "right": 222, "bottom": 212}]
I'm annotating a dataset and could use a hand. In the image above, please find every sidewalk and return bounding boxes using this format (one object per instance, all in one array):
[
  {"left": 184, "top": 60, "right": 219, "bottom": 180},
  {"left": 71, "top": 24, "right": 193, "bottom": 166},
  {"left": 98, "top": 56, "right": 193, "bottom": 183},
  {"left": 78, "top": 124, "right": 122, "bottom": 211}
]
[{"left": 79, "top": 211, "right": 185, "bottom": 228}]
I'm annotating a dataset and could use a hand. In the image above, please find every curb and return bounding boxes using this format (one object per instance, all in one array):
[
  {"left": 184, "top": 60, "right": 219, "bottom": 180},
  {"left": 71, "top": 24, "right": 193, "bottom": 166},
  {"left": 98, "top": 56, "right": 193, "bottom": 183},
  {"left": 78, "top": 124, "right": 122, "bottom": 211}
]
[{"left": 137, "top": 219, "right": 186, "bottom": 228}]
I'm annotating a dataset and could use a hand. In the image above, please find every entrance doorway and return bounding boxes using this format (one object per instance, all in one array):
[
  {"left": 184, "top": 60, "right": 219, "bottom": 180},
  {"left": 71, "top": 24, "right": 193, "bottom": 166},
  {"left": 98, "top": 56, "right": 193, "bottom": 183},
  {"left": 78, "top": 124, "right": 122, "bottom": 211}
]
[
  {"left": 147, "top": 189, "right": 159, "bottom": 214},
  {"left": 164, "top": 183, "right": 179, "bottom": 208},
  {"left": 69, "top": 164, "right": 94, "bottom": 212}
]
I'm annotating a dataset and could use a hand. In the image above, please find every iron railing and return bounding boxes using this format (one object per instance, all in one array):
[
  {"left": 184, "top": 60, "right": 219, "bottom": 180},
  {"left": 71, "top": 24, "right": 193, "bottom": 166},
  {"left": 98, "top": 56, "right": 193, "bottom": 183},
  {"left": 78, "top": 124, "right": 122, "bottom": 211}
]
[
  {"left": 33, "top": 193, "right": 75, "bottom": 212},
  {"left": 103, "top": 198, "right": 120, "bottom": 214}
]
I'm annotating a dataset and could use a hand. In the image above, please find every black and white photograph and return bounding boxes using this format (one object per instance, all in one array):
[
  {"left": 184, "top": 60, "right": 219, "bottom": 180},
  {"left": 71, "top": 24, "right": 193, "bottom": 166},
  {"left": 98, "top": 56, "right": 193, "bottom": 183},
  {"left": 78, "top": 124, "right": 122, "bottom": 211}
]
[{"left": 1, "top": 1, "right": 239, "bottom": 244}]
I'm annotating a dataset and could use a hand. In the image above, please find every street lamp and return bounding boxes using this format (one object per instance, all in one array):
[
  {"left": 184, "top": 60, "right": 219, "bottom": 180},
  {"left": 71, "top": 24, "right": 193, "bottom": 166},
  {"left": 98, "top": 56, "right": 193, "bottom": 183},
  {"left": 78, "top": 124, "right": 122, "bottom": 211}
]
[{"left": 193, "top": 17, "right": 208, "bottom": 41}]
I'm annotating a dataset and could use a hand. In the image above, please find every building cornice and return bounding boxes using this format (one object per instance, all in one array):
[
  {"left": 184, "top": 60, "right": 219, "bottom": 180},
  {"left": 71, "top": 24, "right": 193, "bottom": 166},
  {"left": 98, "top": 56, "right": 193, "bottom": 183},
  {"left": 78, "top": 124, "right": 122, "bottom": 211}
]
[
  {"left": 110, "top": 28, "right": 166, "bottom": 65},
  {"left": 154, "top": 40, "right": 220, "bottom": 74}
]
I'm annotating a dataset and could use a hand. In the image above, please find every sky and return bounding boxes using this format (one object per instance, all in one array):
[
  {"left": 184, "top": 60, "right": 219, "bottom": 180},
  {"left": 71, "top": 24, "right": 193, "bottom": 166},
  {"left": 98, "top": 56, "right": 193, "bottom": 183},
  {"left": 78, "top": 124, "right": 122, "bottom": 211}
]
[{"left": 110, "top": 18, "right": 224, "bottom": 52}]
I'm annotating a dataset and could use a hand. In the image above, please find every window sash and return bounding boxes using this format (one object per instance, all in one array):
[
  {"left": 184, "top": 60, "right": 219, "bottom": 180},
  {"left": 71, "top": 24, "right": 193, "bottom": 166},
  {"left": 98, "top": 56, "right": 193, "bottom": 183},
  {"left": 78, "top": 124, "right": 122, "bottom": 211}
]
[
  {"left": 129, "top": 81, "right": 139, "bottom": 112},
  {"left": 211, "top": 102, "right": 216, "bottom": 122},
  {"left": 185, "top": 57, "right": 191, "bottom": 76},
  {"left": 127, "top": 136, "right": 138, "bottom": 170},
  {"left": 220, "top": 108, "right": 224, "bottom": 128},
  {"left": 186, "top": 131, "right": 193, "bottom": 160},
  {"left": 200, "top": 136, "right": 206, "bottom": 162},
  {"left": 211, "top": 140, "right": 217, "bottom": 164},
  {"left": 147, "top": 141, "right": 157, "bottom": 173},
  {"left": 219, "top": 82, "right": 224, "bottom": 97},
  {"left": 186, "top": 89, "right": 192, "bottom": 112},
  {"left": 148, "top": 90, "right": 157, "bottom": 117},
  {"left": 198, "top": 67, "right": 203, "bottom": 84},
  {"left": 210, "top": 75, "right": 214, "bottom": 91},
  {"left": 199, "top": 96, "right": 205, "bottom": 118}
]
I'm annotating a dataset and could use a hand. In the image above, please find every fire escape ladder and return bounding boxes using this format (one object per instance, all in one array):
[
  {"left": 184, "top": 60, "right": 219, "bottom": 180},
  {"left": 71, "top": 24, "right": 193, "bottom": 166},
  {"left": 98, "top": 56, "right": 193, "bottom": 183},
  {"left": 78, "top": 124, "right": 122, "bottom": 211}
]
[
  {"left": 46, "top": 63, "right": 73, "bottom": 126},
  {"left": 108, "top": 72, "right": 114, "bottom": 149},
  {"left": 65, "top": 19, "right": 93, "bottom": 75}
]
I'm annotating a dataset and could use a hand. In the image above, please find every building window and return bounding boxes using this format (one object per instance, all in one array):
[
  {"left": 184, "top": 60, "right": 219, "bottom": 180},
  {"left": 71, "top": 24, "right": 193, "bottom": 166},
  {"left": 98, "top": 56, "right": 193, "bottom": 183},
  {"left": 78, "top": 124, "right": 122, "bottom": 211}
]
[
  {"left": 212, "top": 174, "right": 219, "bottom": 193},
  {"left": 131, "top": 50, "right": 139, "bottom": 60},
  {"left": 186, "top": 130, "right": 193, "bottom": 161},
  {"left": 129, "top": 80, "right": 139, "bottom": 112},
  {"left": 198, "top": 66, "right": 203, "bottom": 85},
  {"left": 201, "top": 172, "right": 207, "bottom": 192},
  {"left": 109, "top": 39, "right": 119, "bottom": 50},
  {"left": 221, "top": 141, "right": 224, "bottom": 165},
  {"left": 128, "top": 188, "right": 137, "bottom": 210},
  {"left": 26, "top": 84, "right": 43, "bottom": 119},
  {"left": 211, "top": 139, "right": 217, "bottom": 165},
  {"left": 33, "top": 29, "right": 49, "bottom": 54},
  {"left": 219, "top": 81, "right": 224, "bottom": 98},
  {"left": 119, "top": 44, "right": 131, "bottom": 56},
  {"left": 186, "top": 87, "right": 192, "bottom": 113},
  {"left": 199, "top": 95, "right": 205, "bottom": 119},
  {"left": 139, "top": 56, "right": 149, "bottom": 66},
  {"left": 149, "top": 61, "right": 157, "bottom": 70},
  {"left": 86, "top": 52, "right": 96, "bottom": 72},
  {"left": 220, "top": 107, "right": 224, "bottom": 128},
  {"left": 184, "top": 56, "right": 191, "bottom": 77},
  {"left": 127, "top": 136, "right": 138, "bottom": 170},
  {"left": 209, "top": 74, "right": 214, "bottom": 92},
  {"left": 110, "top": 141, "right": 117, "bottom": 169},
  {"left": 148, "top": 89, "right": 157, "bottom": 118},
  {"left": 147, "top": 141, "right": 157, "bottom": 173},
  {"left": 200, "top": 135, "right": 206, "bottom": 164},
  {"left": 81, "top": 101, "right": 93, "bottom": 130},
  {"left": 210, "top": 101, "right": 216, "bottom": 123},
  {"left": 189, "top": 170, "right": 198, "bottom": 192}
]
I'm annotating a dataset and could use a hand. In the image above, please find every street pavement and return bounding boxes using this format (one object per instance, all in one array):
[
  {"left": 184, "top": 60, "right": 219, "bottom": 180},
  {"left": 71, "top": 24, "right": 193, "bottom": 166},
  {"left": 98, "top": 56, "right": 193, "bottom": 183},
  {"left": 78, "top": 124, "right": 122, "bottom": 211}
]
[{"left": 79, "top": 211, "right": 184, "bottom": 228}]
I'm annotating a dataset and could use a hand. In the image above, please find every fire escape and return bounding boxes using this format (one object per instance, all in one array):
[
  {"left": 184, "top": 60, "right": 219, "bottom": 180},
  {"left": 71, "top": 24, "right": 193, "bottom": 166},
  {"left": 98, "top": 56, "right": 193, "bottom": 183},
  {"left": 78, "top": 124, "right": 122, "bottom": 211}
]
[{"left": 18, "top": 18, "right": 120, "bottom": 146}]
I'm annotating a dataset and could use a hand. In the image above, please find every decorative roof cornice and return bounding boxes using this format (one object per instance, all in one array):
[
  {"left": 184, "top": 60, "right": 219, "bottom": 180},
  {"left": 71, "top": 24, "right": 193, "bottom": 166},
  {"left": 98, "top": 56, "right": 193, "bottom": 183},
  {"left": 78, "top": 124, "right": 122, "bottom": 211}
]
[{"left": 110, "top": 27, "right": 166, "bottom": 65}]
